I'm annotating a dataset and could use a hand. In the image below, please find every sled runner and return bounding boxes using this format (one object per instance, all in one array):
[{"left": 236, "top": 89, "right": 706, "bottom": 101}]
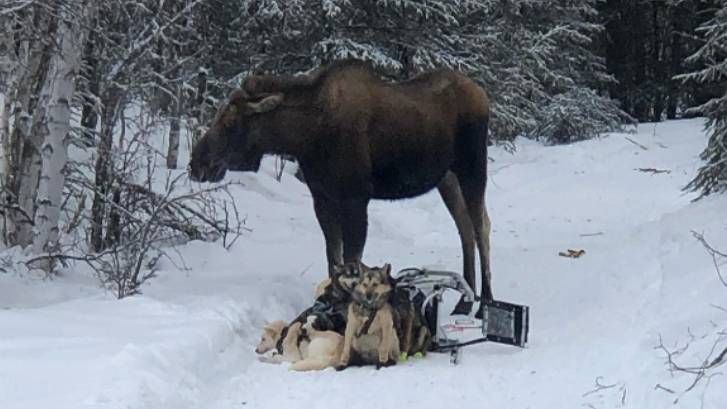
[{"left": 394, "top": 268, "right": 530, "bottom": 364}]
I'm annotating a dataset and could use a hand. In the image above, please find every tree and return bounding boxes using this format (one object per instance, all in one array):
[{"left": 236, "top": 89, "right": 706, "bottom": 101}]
[
  {"left": 599, "top": 0, "right": 718, "bottom": 122},
  {"left": 233, "top": 0, "right": 628, "bottom": 142},
  {"left": 1, "top": 3, "right": 58, "bottom": 247},
  {"left": 477, "top": 0, "right": 632, "bottom": 142},
  {"left": 682, "top": 3, "right": 727, "bottom": 198},
  {"left": 32, "top": 0, "right": 95, "bottom": 268},
  {"left": 82, "top": 0, "right": 206, "bottom": 251}
]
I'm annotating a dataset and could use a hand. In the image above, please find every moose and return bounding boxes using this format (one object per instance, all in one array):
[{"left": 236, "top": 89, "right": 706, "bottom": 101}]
[{"left": 189, "top": 59, "right": 492, "bottom": 315}]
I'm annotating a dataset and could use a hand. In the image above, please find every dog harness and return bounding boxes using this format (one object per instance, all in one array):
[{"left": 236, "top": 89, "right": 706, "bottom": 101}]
[
  {"left": 275, "top": 326, "right": 289, "bottom": 355},
  {"left": 275, "top": 325, "right": 312, "bottom": 355},
  {"left": 356, "top": 309, "right": 378, "bottom": 337}
]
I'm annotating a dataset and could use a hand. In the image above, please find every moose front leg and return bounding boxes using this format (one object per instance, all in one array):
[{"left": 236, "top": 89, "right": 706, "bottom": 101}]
[
  {"left": 340, "top": 197, "right": 369, "bottom": 264},
  {"left": 311, "top": 191, "right": 343, "bottom": 277}
]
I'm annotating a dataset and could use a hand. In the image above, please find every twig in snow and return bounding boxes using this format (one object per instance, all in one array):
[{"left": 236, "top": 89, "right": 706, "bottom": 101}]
[
  {"left": 710, "top": 304, "right": 727, "bottom": 314},
  {"left": 559, "top": 248, "right": 586, "bottom": 258},
  {"left": 299, "top": 262, "right": 314, "bottom": 277},
  {"left": 655, "top": 331, "right": 727, "bottom": 404},
  {"left": 691, "top": 231, "right": 727, "bottom": 288},
  {"left": 579, "top": 232, "right": 604, "bottom": 237},
  {"left": 635, "top": 167, "right": 671, "bottom": 174},
  {"left": 582, "top": 376, "right": 619, "bottom": 397},
  {"left": 655, "top": 384, "right": 675, "bottom": 394},
  {"left": 624, "top": 136, "right": 648, "bottom": 150}
]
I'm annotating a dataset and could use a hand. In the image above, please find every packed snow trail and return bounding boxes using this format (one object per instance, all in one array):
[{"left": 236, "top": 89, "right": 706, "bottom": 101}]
[{"left": 1, "top": 119, "right": 725, "bottom": 409}]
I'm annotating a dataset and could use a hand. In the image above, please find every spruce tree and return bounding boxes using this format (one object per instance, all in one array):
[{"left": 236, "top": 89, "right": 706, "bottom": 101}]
[
  {"left": 234, "top": 0, "right": 628, "bottom": 143},
  {"left": 682, "top": 4, "right": 727, "bottom": 198}
]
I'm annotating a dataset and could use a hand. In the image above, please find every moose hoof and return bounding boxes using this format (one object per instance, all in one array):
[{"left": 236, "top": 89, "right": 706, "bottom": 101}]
[
  {"left": 474, "top": 296, "right": 493, "bottom": 319},
  {"left": 474, "top": 305, "right": 484, "bottom": 319},
  {"left": 451, "top": 297, "right": 473, "bottom": 316}
]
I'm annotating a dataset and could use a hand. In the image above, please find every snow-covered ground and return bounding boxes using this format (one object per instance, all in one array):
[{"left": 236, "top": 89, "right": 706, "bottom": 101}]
[{"left": 1, "top": 119, "right": 726, "bottom": 409}]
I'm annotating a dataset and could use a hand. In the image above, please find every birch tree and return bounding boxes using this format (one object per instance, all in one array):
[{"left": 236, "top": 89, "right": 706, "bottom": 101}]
[
  {"left": 0, "top": 15, "right": 12, "bottom": 176},
  {"left": 31, "top": 0, "right": 94, "bottom": 267},
  {"left": 1, "top": 4, "right": 55, "bottom": 247}
]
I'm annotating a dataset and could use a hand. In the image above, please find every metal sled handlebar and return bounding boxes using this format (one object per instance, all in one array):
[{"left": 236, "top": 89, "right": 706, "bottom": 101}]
[
  {"left": 393, "top": 267, "right": 530, "bottom": 363},
  {"left": 394, "top": 268, "right": 477, "bottom": 303}
]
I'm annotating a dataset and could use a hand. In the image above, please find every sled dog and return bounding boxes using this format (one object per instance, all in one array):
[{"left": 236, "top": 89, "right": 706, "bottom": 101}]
[
  {"left": 336, "top": 262, "right": 400, "bottom": 369},
  {"left": 255, "top": 316, "right": 343, "bottom": 371}
]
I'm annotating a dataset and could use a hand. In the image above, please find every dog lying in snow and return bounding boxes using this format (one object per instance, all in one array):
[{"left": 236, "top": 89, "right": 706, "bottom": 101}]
[{"left": 255, "top": 315, "right": 343, "bottom": 371}]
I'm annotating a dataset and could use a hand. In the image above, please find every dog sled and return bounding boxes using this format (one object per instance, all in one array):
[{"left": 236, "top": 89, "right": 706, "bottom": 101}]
[{"left": 394, "top": 267, "right": 529, "bottom": 364}]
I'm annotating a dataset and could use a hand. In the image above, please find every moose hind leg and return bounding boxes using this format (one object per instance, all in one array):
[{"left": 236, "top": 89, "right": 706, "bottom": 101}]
[
  {"left": 455, "top": 120, "right": 493, "bottom": 317},
  {"left": 460, "top": 179, "right": 493, "bottom": 312},
  {"left": 469, "top": 198, "right": 492, "bottom": 319},
  {"left": 437, "top": 171, "right": 476, "bottom": 315}
]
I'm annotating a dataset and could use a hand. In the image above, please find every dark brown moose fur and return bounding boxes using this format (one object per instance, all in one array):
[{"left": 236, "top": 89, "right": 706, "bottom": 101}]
[{"left": 189, "top": 59, "right": 493, "bottom": 312}]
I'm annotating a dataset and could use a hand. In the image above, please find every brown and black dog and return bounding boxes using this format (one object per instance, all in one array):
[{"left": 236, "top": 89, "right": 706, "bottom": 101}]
[{"left": 335, "top": 262, "right": 400, "bottom": 370}]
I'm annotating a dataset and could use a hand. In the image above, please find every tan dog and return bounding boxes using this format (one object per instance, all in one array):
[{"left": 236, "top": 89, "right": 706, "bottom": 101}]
[
  {"left": 289, "top": 316, "right": 343, "bottom": 371},
  {"left": 255, "top": 316, "right": 343, "bottom": 372},
  {"left": 336, "top": 262, "right": 400, "bottom": 370},
  {"left": 255, "top": 320, "right": 306, "bottom": 364},
  {"left": 315, "top": 278, "right": 331, "bottom": 298}
]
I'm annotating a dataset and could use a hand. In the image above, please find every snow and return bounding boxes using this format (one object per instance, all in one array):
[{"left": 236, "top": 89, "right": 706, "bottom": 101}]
[{"left": 1, "top": 119, "right": 726, "bottom": 409}]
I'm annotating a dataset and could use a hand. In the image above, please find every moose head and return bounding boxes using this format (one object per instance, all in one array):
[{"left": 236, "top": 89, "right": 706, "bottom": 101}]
[{"left": 188, "top": 87, "right": 283, "bottom": 182}]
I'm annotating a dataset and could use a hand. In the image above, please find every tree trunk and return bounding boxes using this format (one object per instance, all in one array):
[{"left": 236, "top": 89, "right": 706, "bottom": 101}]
[
  {"left": 0, "top": 90, "right": 7, "bottom": 173},
  {"left": 32, "top": 0, "right": 92, "bottom": 268},
  {"left": 4, "top": 7, "right": 55, "bottom": 247},
  {"left": 90, "top": 88, "right": 122, "bottom": 252},
  {"left": 666, "top": 2, "right": 684, "bottom": 120},
  {"left": 191, "top": 68, "right": 208, "bottom": 147},
  {"left": 80, "top": 28, "right": 99, "bottom": 147},
  {"left": 166, "top": 85, "right": 181, "bottom": 169}
]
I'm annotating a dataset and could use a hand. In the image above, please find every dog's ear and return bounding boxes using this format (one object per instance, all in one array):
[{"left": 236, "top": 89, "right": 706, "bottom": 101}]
[
  {"left": 381, "top": 263, "right": 397, "bottom": 287},
  {"left": 333, "top": 262, "right": 359, "bottom": 293},
  {"left": 263, "top": 320, "right": 285, "bottom": 335}
]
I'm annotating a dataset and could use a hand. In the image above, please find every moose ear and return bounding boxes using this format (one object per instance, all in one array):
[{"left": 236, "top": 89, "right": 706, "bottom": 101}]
[{"left": 247, "top": 93, "right": 283, "bottom": 113}]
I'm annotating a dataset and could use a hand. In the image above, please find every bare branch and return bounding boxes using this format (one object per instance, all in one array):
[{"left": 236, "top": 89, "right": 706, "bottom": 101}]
[{"left": 692, "top": 231, "right": 727, "bottom": 287}]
